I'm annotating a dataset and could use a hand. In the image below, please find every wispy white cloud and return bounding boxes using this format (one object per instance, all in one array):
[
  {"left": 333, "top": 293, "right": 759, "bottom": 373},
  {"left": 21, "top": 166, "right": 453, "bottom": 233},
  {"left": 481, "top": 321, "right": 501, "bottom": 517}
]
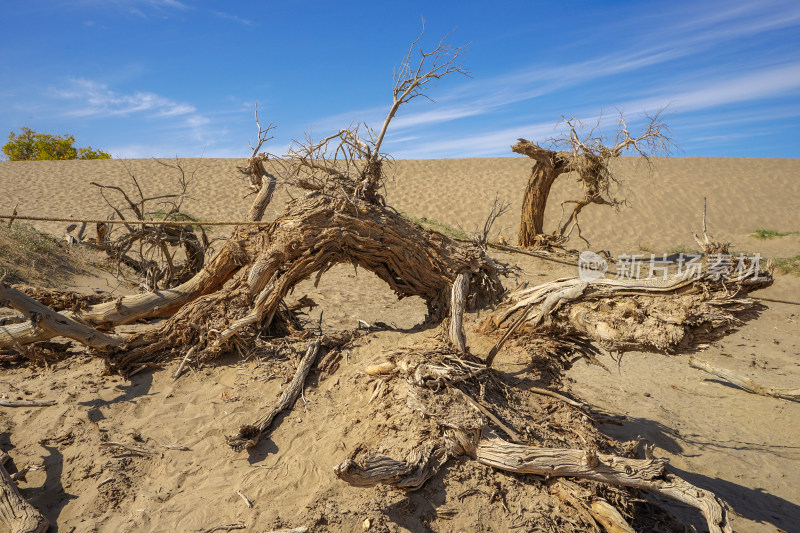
[
  {"left": 310, "top": 0, "right": 800, "bottom": 143},
  {"left": 391, "top": 57, "right": 800, "bottom": 159},
  {"left": 392, "top": 120, "right": 557, "bottom": 159},
  {"left": 90, "top": 0, "right": 188, "bottom": 9},
  {"left": 213, "top": 10, "right": 252, "bottom": 26},
  {"left": 54, "top": 78, "right": 196, "bottom": 118},
  {"left": 617, "top": 62, "right": 800, "bottom": 115}
]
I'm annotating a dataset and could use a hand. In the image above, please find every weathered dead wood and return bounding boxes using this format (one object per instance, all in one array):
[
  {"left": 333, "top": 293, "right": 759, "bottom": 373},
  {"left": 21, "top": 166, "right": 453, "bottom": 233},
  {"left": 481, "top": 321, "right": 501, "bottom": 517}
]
[
  {"left": 689, "top": 355, "right": 800, "bottom": 402},
  {"left": 337, "top": 428, "right": 730, "bottom": 533},
  {"left": 475, "top": 434, "right": 731, "bottom": 533},
  {"left": 0, "top": 282, "right": 123, "bottom": 352},
  {"left": 334, "top": 429, "right": 474, "bottom": 491},
  {"left": 0, "top": 225, "right": 258, "bottom": 350},
  {"left": 100, "top": 442, "right": 156, "bottom": 456},
  {"left": 485, "top": 281, "right": 587, "bottom": 367},
  {"left": 334, "top": 440, "right": 451, "bottom": 491},
  {"left": 246, "top": 170, "right": 276, "bottom": 222},
  {"left": 0, "top": 400, "right": 56, "bottom": 407},
  {"left": 448, "top": 272, "right": 469, "bottom": 352},
  {"left": 109, "top": 193, "right": 503, "bottom": 372},
  {"left": 0, "top": 457, "right": 48, "bottom": 533},
  {"left": 227, "top": 340, "right": 321, "bottom": 451},
  {"left": 202, "top": 523, "right": 245, "bottom": 533},
  {"left": 481, "top": 261, "right": 772, "bottom": 365},
  {"left": 588, "top": 499, "right": 635, "bottom": 533}
]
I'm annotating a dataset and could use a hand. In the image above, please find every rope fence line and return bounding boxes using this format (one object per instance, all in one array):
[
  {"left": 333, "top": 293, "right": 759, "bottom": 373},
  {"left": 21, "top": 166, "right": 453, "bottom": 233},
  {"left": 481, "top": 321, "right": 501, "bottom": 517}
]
[
  {"left": 3, "top": 214, "right": 800, "bottom": 306},
  {"left": 0, "top": 214, "right": 270, "bottom": 226}
]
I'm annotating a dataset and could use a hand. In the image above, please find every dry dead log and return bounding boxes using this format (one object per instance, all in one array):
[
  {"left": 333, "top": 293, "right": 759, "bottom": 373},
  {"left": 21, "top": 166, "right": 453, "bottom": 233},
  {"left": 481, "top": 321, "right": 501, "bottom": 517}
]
[
  {"left": 480, "top": 259, "right": 772, "bottom": 367},
  {"left": 0, "top": 400, "right": 56, "bottom": 407},
  {"left": 0, "top": 453, "right": 48, "bottom": 533},
  {"left": 689, "top": 355, "right": 800, "bottom": 402},
  {"left": 334, "top": 429, "right": 474, "bottom": 491},
  {"left": 475, "top": 433, "right": 731, "bottom": 533},
  {"left": 336, "top": 429, "right": 731, "bottom": 533},
  {"left": 0, "top": 282, "right": 123, "bottom": 352},
  {"left": 227, "top": 340, "right": 320, "bottom": 451},
  {"left": 588, "top": 499, "right": 635, "bottom": 533}
]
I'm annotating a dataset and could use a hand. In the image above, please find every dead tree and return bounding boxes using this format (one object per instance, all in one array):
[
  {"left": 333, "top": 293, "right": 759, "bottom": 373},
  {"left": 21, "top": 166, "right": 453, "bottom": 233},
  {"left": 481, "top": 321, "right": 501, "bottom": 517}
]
[
  {"left": 0, "top": 28, "right": 501, "bottom": 374},
  {"left": 0, "top": 31, "right": 768, "bottom": 533},
  {"left": 515, "top": 112, "right": 672, "bottom": 248},
  {"left": 88, "top": 158, "right": 213, "bottom": 290},
  {"left": 237, "top": 103, "right": 278, "bottom": 222}
]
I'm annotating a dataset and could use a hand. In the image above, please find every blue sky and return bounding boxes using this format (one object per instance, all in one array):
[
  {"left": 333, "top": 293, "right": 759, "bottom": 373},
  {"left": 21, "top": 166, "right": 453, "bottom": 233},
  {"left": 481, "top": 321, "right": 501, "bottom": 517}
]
[{"left": 1, "top": 0, "right": 799, "bottom": 159}]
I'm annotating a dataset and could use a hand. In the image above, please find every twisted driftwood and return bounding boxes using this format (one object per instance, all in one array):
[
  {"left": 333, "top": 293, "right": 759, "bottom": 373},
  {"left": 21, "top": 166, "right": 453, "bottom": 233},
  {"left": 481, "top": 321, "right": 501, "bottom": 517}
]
[{"left": 335, "top": 428, "right": 731, "bottom": 533}]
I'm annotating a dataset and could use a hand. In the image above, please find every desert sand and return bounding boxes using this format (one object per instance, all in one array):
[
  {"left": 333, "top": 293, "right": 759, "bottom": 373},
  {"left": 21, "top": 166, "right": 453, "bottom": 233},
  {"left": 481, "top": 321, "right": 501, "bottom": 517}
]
[{"left": 0, "top": 157, "right": 798, "bottom": 532}]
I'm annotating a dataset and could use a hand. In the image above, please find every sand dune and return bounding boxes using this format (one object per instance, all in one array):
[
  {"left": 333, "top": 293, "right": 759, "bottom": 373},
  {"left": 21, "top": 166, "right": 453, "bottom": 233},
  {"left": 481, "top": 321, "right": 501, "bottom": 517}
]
[{"left": 2, "top": 157, "right": 798, "bottom": 258}]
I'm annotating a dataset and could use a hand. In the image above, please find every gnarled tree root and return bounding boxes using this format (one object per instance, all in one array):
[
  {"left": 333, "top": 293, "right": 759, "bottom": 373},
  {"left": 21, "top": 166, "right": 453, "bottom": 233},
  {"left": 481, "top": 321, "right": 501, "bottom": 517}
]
[
  {"left": 480, "top": 266, "right": 772, "bottom": 366},
  {"left": 335, "top": 430, "right": 732, "bottom": 533}
]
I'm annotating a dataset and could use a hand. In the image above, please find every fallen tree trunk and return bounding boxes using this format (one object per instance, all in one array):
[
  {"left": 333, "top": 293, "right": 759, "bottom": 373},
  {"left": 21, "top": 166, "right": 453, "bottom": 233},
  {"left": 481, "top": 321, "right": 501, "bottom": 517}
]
[
  {"left": 0, "top": 282, "right": 123, "bottom": 351},
  {"left": 479, "top": 263, "right": 772, "bottom": 366},
  {"left": 336, "top": 430, "right": 731, "bottom": 533},
  {"left": 106, "top": 191, "right": 503, "bottom": 373},
  {"left": 475, "top": 434, "right": 731, "bottom": 533}
]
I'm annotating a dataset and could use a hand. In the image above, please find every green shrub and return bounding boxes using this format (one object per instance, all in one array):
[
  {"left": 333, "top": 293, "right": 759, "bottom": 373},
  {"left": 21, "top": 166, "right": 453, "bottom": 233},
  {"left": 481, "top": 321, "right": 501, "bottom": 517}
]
[
  {"left": 2, "top": 127, "right": 111, "bottom": 160},
  {"left": 751, "top": 229, "right": 799, "bottom": 240}
]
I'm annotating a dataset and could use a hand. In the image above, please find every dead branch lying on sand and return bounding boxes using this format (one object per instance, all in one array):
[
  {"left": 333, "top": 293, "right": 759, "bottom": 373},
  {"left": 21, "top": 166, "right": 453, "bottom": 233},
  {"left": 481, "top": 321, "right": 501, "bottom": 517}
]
[
  {"left": 0, "top": 280, "right": 124, "bottom": 351},
  {"left": 227, "top": 340, "right": 320, "bottom": 451},
  {"left": 690, "top": 355, "right": 800, "bottom": 402},
  {"left": 337, "top": 433, "right": 730, "bottom": 533},
  {"left": 0, "top": 400, "right": 56, "bottom": 407},
  {"left": 480, "top": 255, "right": 772, "bottom": 368}
]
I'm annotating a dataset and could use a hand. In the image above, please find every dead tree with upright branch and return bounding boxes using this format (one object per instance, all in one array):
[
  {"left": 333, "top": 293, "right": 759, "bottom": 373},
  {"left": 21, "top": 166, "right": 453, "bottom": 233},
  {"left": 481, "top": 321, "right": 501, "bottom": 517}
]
[
  {"left": 0, "top": 27, "right": 500, "bottom": 371},
  {"left": 515, "top": 111, "right": 673, "bottom": 248}
]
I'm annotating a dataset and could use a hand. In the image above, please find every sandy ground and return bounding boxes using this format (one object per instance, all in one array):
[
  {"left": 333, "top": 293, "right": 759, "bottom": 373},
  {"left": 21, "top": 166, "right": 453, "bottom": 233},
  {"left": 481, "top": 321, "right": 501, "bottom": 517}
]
[{"left": 0, "top": 157, "right": 798, "bottom": 532}]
